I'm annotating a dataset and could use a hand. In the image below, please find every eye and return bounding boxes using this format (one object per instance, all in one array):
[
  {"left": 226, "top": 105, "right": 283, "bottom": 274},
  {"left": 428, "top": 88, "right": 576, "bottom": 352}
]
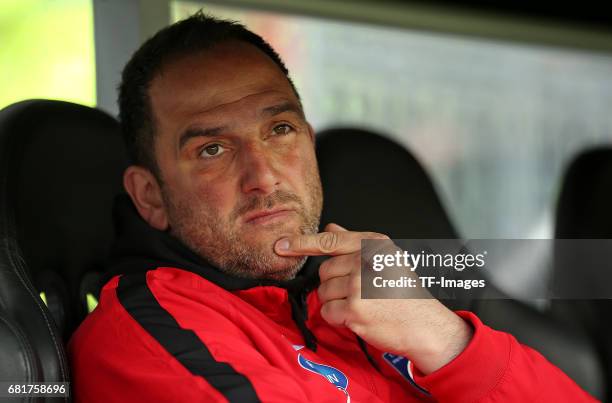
[
  {"left": 272, "top": 123, "right": 294, "bottom": 136},
  {"left": 199, "top": 143, "right": 225, "bottom": 158}
]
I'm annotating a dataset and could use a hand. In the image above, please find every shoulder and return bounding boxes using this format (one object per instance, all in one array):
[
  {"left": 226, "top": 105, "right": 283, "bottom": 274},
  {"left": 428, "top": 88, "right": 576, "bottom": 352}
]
[{"left": 68, "top": 267, "right": 246, "bottom": 361}]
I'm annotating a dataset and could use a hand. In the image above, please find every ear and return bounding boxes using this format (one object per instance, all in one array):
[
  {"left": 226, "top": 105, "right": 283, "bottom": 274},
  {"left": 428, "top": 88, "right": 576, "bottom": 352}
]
[{"left": 123, "top": 165, "right": 169, "bottom": 231}]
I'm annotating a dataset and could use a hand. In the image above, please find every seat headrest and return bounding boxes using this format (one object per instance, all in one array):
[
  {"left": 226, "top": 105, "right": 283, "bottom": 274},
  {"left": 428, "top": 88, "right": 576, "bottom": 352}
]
[
  {"left": 0, "top": 100, "right": 128, "bottom": 304},
  {"left": 316, "top": 127, "right": 457, "bottom": 239},
  {"left": 551, "top": 147, "right": 612, "bottom": 300},
  {"left": 555, "top": 147, "right": 612, "bottom": 238}
]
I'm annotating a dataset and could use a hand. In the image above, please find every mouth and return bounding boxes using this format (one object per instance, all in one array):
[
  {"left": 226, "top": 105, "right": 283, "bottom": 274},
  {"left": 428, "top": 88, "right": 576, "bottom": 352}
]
[{"left": 244, "top": 208, "right": 295, "bottom": 225}]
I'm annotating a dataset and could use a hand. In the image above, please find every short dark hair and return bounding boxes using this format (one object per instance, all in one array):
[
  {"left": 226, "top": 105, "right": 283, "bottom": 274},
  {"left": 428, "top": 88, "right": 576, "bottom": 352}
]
[{"left": 118, "top": 11, "right": 299, "bottom": 178}]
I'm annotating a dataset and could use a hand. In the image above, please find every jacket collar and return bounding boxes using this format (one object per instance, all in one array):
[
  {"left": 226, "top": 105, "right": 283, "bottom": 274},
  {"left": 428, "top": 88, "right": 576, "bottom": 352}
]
[{"left": 105, "top": 193, "right": 322, "bottom": 351}]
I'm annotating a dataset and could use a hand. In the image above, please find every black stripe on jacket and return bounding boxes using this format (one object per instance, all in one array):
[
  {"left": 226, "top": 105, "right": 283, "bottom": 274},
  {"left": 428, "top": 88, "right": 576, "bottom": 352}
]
[{"left": 117, "top": 271, "right": 260, "bottom": 403}]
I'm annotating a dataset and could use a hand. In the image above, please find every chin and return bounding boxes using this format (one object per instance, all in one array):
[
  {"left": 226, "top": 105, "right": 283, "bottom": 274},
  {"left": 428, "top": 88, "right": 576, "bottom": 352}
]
[{"left": 262, "top": 255, "right": 306, "bottom": 281}]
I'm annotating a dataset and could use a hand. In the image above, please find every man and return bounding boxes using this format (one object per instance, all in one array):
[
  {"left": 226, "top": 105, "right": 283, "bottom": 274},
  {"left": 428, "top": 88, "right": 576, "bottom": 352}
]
[{"left": 69, "top": 12, "right": 596, "bottom": 402}]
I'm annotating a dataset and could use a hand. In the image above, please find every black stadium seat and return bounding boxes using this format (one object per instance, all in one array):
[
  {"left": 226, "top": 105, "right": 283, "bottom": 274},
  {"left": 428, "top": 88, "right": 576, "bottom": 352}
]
[
  {"left": 317, "top": 127, "right": 459, "bottom": 240},
  {"left": 0, "top": 100, "right": 127, "bottom": 395},
  {"left": 551, "top": 147, "right": 612, "bottom": 401}
]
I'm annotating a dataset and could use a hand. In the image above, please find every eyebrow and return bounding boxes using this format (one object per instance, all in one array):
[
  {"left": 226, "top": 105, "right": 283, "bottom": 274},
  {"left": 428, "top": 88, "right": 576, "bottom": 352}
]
[
  {"left": 178, "top": 126, "right": 226, "bottom": 150},
  {"left": 260, "top": 101, "right": 304, "bottom": 119},
  {"left": 178, "top": 101, "right": 304, "bottom": 150}
]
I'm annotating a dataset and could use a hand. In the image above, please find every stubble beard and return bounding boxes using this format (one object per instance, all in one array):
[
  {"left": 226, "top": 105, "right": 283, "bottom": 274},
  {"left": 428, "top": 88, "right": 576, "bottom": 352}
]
[{"left": 162, "top": 173, "right": 323, "bottom": 281}]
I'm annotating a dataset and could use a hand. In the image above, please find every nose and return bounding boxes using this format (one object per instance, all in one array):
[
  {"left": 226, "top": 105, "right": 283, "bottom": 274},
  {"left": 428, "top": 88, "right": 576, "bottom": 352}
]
[{"left": 239, "top": 144, "right": 280, "bottom": 195}]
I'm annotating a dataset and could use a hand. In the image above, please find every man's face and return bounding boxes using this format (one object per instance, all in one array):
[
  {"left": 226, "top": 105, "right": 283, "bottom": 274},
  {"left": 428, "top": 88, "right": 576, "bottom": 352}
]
[{"left": 147, "top": 41, "right": 322, "bottom": 281}]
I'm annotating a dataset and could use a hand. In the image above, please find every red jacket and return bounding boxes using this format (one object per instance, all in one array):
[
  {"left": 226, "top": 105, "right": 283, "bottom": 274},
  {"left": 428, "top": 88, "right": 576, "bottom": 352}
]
[
  {"left": 68, "top": 196, "right": 597, "bottom": 402},
  {"left": 69, "top": 266, "right": 596, "bottom": 402}
]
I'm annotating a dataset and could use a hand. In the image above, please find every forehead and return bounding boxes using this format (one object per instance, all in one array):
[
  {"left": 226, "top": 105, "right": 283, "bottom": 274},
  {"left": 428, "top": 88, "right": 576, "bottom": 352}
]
[{"left": 149, "top": 41, "right": 297, "bottom": 128}]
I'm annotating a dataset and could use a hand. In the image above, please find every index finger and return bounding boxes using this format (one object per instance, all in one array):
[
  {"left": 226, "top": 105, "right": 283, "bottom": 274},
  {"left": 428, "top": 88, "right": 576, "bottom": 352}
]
[{"left": 275, "top": 230, "right": 388, "bottom": 256}]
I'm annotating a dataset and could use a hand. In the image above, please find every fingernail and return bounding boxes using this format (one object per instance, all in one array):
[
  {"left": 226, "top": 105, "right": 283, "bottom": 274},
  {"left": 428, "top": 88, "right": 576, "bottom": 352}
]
[{"left": 276, "top": 238, "right": 290, "bottom": 251}]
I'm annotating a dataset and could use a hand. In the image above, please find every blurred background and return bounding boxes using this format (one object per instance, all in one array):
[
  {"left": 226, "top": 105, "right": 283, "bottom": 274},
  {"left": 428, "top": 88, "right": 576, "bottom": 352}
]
[{"left": 2, "top": 0, "right": 612, "bottom": 299}]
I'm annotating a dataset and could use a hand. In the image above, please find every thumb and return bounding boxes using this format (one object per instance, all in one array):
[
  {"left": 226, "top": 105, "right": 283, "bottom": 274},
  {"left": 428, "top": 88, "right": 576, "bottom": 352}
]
[{"left": 324, "top": 223, "right": 348, "bottom": 232}]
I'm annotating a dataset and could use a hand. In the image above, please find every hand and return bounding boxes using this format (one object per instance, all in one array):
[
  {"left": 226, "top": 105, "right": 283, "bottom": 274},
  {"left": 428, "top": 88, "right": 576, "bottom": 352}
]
[{"left": 275, "top": 223, "right": 473, "bottom": 374}]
